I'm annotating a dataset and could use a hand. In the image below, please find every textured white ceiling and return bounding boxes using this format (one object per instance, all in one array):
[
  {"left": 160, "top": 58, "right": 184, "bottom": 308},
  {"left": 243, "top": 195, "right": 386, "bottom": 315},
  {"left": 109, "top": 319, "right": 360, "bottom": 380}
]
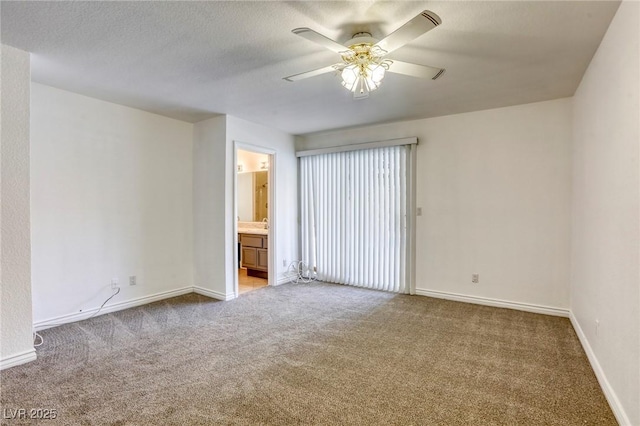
[{"left": 1, "top": 1, "right": 620, "bottom": 135}]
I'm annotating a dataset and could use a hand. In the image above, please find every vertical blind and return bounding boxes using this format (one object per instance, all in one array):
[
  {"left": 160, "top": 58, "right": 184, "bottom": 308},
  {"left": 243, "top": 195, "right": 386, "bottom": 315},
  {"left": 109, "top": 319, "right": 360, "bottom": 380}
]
[{"left": 300, "top": 145, "right": 409, "bottom": 293}]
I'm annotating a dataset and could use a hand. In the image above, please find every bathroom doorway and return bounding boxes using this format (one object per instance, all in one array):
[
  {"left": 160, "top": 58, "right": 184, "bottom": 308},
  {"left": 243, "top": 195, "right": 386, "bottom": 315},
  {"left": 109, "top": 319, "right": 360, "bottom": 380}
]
[{"left": 234, "top": 145, "right": 275, "bottom": 296}]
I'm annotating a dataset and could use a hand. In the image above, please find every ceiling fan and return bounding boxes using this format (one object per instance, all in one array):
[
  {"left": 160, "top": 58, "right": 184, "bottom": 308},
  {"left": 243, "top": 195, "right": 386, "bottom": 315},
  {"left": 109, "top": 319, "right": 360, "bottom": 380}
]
[{"left": 284, "top": 10, "right": 445, "bottom": 99}]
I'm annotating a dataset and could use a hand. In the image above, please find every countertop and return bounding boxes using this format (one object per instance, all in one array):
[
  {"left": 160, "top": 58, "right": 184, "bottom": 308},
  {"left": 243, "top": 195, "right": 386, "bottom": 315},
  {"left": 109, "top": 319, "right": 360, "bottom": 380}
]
[
  {"left": 238, "top": 222, "right": 268, "bottom": 235},
  {"left": 238, "top": 228, "right": 268, "bottom": 235}
]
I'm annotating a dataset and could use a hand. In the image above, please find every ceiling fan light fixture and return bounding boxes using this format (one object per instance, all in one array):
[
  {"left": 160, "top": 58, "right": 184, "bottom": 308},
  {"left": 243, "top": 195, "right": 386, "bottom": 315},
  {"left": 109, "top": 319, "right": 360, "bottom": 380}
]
[
  {"left": 285, "top": 10, "right": 444, "bottom": 98},
  {"left": 341, "top": 61, "right": 388, "bottom": 97}
]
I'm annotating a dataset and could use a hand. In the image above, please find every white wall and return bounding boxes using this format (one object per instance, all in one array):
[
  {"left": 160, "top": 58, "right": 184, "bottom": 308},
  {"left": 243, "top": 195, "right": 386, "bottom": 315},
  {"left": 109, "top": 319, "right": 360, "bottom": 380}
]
[
  {"left": 193, "top": 115, "right": 297, "bottom": 297},
  {"left": 30, "top": 84, "right": 194, "bottom": 324},
  {"left": 0, "top": 45, "right": 35, "bottom": 368},
  {"left": 571, "top": 1, "right": 639, "bottom": 424},
  {"left": 193, "top": 116, "right": 229, "bottom": 299},
  {"left": 298, "top": 98, "right": 572, "bottom": 312},
  {"left": 227, "top": 116, "right": 298, "bottom": 290},
  {"left": 237, "top": 172, "right": 254, "bottom": 222}
]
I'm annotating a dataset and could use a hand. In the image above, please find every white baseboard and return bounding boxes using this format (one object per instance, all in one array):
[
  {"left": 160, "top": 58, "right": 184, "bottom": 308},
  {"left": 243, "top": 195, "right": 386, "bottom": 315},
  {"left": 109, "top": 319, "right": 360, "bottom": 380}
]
[
  {"left": 193, "top": 286, "right": 235, "bottom": 301},
  {"left": 570, "top": 313, "right": 631, "bottom": 426},
  {"left": 414, "top": 288, "right": 569, "bottom": 317},
  {"left": 1, "top": 349, "right": 37, "bottom": 370},
  {"left": 33, "top": 287, "right": 194, "bottom": 331},
  {"left": 277, "top": 274, "right": 295, "bottom": 285}
]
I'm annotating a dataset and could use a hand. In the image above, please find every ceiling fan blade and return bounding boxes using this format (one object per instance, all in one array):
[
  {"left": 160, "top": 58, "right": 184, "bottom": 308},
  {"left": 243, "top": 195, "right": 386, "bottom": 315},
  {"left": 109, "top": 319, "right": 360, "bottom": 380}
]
[
  {"left": 387, "top": 60, "right": 445, "bottom": 80},
  {"left": 292, "top": 28, "right": 349, "bottom": 54},
  {"left": 283, "top": 63, "right": 344, "bottom": 82},
  {"left": 374, "top": 10, "right": 441, "bottom": 55}
]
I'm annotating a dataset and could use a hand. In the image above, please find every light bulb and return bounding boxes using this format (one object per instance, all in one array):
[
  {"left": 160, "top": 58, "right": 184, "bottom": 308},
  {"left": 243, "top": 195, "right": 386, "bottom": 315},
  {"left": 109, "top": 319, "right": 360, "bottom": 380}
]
[
  {"left": 368, "top": 63, "right": 386, "bottom": 86},
  {"left": 341, "top": 65, "right": 359, "bottom": 92},
  {"left": 340, "top": 62, "right": 386, "bottom": 95}
]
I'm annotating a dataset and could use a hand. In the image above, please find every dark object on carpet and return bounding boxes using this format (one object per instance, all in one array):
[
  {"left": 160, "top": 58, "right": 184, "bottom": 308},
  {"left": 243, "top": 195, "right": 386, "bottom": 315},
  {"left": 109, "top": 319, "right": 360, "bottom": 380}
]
[{"left": 1, "top": 283, "right": 616, "bottom": 425}]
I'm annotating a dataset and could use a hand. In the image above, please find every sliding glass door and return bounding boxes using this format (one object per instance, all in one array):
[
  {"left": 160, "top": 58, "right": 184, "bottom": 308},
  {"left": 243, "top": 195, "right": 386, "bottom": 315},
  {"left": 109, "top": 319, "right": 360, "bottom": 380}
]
[{"left": 300, "top": 145, "right": 410, "bottom": 293}]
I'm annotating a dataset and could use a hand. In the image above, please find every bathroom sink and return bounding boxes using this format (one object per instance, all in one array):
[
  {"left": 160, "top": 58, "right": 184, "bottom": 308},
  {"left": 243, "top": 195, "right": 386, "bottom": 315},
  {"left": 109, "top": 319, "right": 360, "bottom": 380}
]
[{"left": 237, "top": 227, "right": 268, "bottom": 235}]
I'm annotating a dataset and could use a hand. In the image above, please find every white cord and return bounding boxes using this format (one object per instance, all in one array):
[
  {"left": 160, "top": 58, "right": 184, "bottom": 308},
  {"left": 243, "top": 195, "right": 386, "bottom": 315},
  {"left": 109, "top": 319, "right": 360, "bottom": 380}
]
[
  {"left": 33, "top": 332, "right": 43, "bottom": 347},
  {"left": 287, "top": 261, "right": 317, "bottom": 284},
  {"left": 33, "top": 287, "right": 121, "bottom": 347}
]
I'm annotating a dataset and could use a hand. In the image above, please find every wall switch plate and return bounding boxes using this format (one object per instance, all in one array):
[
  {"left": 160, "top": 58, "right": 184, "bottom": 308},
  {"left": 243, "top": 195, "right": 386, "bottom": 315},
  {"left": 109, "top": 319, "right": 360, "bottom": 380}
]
[
  {"left": 595, "top": 319, "right": 600, "bottom": 336},
  {"left": 111, "top": 278, "right": 119, "bottom": 289},
  {"left": 472, "top": 274, "right": 479, "bottom": 284},
  {"left": 129, "top": 276, "right": 137, "bottom": 286}
]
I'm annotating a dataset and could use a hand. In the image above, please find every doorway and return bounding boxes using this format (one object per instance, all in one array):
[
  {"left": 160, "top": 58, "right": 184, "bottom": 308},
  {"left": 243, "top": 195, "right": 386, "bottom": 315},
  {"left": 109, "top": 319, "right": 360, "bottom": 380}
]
[{"left": 234, "top": 144, "right": 275, "bottom": 296}]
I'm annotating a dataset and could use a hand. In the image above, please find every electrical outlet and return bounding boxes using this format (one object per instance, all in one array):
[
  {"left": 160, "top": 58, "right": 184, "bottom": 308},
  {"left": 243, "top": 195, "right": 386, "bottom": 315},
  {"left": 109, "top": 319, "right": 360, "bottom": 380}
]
[
  {"left": 417, "top": 207, "right": 423, "bottom": 216},
  {"left": 111, "top": 278, "right": 119, "bottom": 289},
  {"left": 283, "top": 259, "right": 287, "bottom": 267},
  {"left": 472, "top": 274, "right": 479, "bottom": 284},
  {"left": 129, "top": 276, "right": 137, "bottom": 286}
]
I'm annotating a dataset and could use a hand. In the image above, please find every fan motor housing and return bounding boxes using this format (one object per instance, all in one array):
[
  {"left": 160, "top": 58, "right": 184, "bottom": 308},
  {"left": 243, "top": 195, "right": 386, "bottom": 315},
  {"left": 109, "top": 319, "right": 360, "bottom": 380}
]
[{"left": 345, "top": 32, "right": 378, "bottom": 48}]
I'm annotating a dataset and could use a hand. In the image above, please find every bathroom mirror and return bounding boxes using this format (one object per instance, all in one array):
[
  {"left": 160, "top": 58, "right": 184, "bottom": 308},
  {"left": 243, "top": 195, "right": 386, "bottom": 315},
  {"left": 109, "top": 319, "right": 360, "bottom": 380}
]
[{"left": 237, "top": 170, "right": 268, "bottom": 222}]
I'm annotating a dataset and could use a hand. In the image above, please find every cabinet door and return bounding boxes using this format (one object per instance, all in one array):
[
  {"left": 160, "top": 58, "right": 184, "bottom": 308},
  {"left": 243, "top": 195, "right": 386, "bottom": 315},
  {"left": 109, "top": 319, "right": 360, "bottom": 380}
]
[
  {"left": 240, "top": 234, "right": 263, "bottom": 248},
  {"left": 257, "top": 248, "right": 268, "bottom": 270},
  {"left": 242, "top": 247, "right": 257, "bottom": 268}
]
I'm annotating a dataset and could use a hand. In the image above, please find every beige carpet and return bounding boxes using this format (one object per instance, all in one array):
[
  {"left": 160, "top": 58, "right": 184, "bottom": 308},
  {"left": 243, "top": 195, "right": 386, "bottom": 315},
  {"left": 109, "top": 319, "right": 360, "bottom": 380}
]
[{"left": 1, "top": 282, "right": 616, "bottom": 425}]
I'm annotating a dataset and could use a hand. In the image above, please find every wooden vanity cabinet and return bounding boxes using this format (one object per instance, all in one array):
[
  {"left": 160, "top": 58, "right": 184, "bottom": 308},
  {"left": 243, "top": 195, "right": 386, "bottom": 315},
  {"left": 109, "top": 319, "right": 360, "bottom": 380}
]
[{"left": 240, "top": 233, "right": 268, "bottom": 278}]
